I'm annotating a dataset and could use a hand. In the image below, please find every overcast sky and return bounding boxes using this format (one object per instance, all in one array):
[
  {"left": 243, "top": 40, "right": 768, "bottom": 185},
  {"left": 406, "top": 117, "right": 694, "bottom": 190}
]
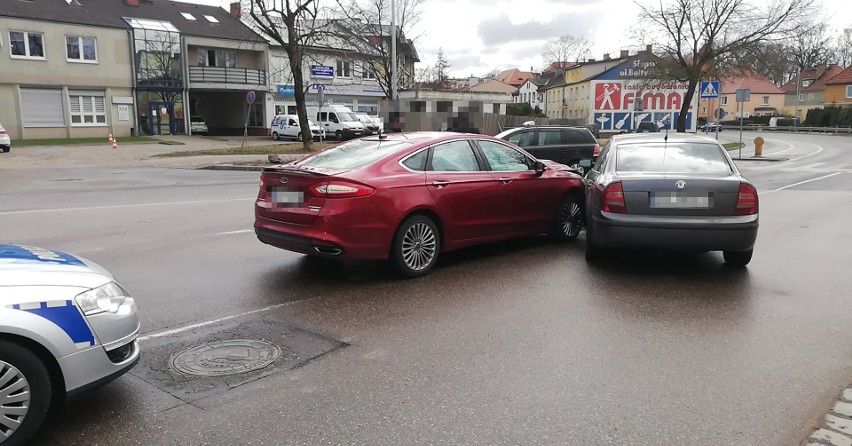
[{"left": 190, "top": 0, "right": 850, "bottom": 77}]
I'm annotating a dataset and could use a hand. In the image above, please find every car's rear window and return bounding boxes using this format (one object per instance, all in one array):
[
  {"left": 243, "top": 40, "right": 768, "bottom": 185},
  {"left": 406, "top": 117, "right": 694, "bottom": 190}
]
[
  {"left": 297, "top": 139, "right": 412, "bottom": 170},
  {"left": 616, "top": 143, "right": 732, "bottom": 173}
]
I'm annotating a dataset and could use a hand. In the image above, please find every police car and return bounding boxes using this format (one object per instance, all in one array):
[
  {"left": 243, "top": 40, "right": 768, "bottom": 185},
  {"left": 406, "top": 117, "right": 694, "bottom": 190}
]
[{"left": 0, "top": 244, "right": 139, "bottom": 445}]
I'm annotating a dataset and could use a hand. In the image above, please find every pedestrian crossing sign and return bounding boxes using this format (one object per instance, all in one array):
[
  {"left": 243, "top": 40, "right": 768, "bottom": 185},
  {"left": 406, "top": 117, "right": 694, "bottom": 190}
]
[{"left": 700, "top": 81, "right": 720, "bottom": 99}]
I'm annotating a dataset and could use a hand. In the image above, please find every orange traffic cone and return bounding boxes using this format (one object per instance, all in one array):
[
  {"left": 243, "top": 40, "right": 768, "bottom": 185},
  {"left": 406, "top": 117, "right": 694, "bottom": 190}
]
[{"left": 108, "top": 133, "right": 117, "bottom": 149}]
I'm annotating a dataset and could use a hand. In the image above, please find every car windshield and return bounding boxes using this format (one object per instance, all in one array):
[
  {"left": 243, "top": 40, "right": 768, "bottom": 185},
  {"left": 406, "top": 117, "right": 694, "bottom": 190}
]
[
  {"left": 297, "top": 139, "right": 412, "bottom": 169},
  {"left": 616, "top": 143, "right": 732, "bottom": 173},
  {"left": 337, "top": 112, "right": 358, "bottom": 122}
]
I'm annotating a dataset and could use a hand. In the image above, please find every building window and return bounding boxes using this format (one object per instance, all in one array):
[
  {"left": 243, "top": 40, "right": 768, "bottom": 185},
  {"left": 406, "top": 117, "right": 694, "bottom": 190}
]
[
  {"left": 847, "top": 85, "right": 852, "bottom": 99},
  {"left": 204, "top": 15, "right": 219, "bottom": 23},
  {"left": 721, "top": 96, "right": 728, "bottom": 106},
  {"left": 798, "top": 94, "right": 805, "bottom": 102},
  {"left": 181, "top": 12, "right": 196, "bottom": 20},
  {"left": 66, "top": 36, "right": 97, "bottom": 62},
  {"left": 336, "top": 60, "right": 352, "bottom": 78},
  {"left": 761, "top": 96, "right": 769, "bottom": 105},
  {"left": 197, "top": 49, "right": 236, "bottom": 68},
  {"left": 9, "top": 31, "right": 45, "bottom": 58},
  {"left": 802, "top": 80, "right": 813, "bottom": 88},
  {"left": 360, "top": 61, "right": 376, "bottom": 79},
  {"left": 21, "top": 89, "right": 64, "bottom": 127},
  {"left": 69, "top": 93, "right": 107, "bottom": 126}
]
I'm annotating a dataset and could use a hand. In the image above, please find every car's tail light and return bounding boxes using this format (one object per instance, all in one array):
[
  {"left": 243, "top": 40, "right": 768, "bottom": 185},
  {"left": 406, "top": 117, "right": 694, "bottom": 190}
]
[
  {"left": 734, "top": 183, "right": 758, "bottom": 215},
  {"left": 602, "top": 182, "right": 626, "bottom": 213},
  {"left": 257, "top": 175, "right": 268, "bottom": 201},
  {"left": 593, "top": 144, "right": 601, "bottom": 157},
  {"left": 314, "top": 181, "right": 374, "bottom": 198}
]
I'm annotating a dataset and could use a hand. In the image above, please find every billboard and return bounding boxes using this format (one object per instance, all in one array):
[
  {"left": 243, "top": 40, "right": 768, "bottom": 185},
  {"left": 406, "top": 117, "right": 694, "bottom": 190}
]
[{"left": 589, "top": 80, "right": 698, "bottom": 132}]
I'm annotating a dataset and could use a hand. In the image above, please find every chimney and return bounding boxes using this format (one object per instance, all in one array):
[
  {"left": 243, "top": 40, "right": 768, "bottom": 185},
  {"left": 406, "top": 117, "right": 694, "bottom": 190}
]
[
  {"left": 603, "top": 53, "right": 611, "bottom": 61},
  {"left": 230, "top": 1, "right": 241, "bottom": 17},
  {"left": 645, "top": 44, "right": 653, "bottom": 53},
  {"left": 126, "top": 0, "right": 139, "bottom": 5},
  {"left": 620, "top": 49, "right": 629, "bottom": 58}
]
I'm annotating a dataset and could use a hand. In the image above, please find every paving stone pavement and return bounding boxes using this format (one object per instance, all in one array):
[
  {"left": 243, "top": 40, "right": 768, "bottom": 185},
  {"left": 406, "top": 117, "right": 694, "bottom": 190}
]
[{"left": 807, "top": 385, "right": 852, "bottom": 446}]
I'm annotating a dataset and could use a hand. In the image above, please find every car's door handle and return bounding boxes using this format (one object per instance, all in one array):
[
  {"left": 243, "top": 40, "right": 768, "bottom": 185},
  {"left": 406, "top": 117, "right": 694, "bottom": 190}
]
[
  {"left": 498, "top": 177, "right": 513, "bottom": 184},
  {"left": 432, "top": 180, "right": 450, "bottom": 188}
]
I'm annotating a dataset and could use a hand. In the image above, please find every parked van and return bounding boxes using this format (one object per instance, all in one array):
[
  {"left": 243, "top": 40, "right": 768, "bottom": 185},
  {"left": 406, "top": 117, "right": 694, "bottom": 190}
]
[
  {"left": 306, "top": 105, "right": 365, "bottom": 140},
  {"left": 270, "top": 114, "right": 325, "bottom": 141}
]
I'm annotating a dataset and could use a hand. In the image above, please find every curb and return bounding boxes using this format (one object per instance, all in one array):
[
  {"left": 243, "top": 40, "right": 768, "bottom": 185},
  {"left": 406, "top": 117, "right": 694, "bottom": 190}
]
[
  {"left": 199, "top": 164, "right": 267, "bottom": 171},
  {"left": 805, "top": 385, "right": 852, "bottom": 446}
]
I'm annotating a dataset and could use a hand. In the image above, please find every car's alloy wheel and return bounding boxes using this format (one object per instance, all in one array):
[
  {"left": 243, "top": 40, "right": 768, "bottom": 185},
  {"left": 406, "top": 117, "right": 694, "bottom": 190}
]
[
  {"left": 392, "top": 216, "right": 440, "bottom": 278},
  {"left": 552, "top": 195, "right": 582, "bottom": 242},
  {"left": 335, "top": 130, "right": 343, "bottom": 140},
  {"left": 0, "top": 341, "right": 51, "bottom": 446},
  {"left": 296, "top": 132, "right": 304, "bottom": 142},
  {"left": 272, "top": 132, "right": 280, "bottom": 141}
]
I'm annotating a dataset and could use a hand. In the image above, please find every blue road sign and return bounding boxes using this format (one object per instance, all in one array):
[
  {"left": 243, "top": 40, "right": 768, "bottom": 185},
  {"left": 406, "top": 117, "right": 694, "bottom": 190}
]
[
  {"left": 246, "top": 90, "right": 256, "bottom": 105},
  {"left": 310, "top": 65, "right": 334, "bottom": 78},
  {"left": 700, "top": 81, "right": 720, "bottom": 99}
]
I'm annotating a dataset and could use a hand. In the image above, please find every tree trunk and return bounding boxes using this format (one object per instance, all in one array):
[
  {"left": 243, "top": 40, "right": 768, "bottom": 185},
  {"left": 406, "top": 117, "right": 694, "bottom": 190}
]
[
  {"left": 677, "top": 77, "right": 699, "bottom": 132},
  {"left": 287, "top": 26, "right": 312, "bottom": 152}
]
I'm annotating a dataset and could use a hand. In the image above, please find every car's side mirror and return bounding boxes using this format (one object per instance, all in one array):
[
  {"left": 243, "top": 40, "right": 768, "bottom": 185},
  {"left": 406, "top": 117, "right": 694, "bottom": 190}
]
[
  {"left": 533, "top": 161, "right": 546, "bottom": 176},
  {"left": 579, "top": 159, "right": 593, "bottom": 168}
]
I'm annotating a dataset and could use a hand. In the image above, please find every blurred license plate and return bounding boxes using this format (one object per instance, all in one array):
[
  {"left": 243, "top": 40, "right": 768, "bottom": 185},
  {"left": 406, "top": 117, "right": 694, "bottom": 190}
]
[
  {"left": 651, "top": 192, "right": 710, "bottom": 209},
  {"left": 272, "top": 188, "right": 304, "bottom": 205}
]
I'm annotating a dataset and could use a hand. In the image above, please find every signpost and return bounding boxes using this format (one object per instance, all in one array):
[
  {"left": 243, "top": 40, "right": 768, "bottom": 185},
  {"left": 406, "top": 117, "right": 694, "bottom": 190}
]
[
  {"left": 735, "top": 88, "right": 750, "bottom": 159},
  {"left": 241, "top": 90, "right": 256, "bottom": 150}
]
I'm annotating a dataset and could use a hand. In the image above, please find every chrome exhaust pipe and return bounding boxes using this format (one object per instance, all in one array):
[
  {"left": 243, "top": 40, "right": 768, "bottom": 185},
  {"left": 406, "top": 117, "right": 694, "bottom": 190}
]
[{"left": 314, "top": 246, "right": 343, "bottom": 256}]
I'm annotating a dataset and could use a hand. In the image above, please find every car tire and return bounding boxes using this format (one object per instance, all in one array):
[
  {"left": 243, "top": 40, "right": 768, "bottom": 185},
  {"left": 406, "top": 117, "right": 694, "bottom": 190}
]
[
  {"left": 0, "top": 340, "right": 52, "bottom": 446},
  {"left": 296, "top": 132, "right": 304, "bottom": 142},
  {"left": 391, "top": 215, "right": 440, "bottom": 278},
  {"left": 335, "top": 130, "right": 343, "bottom": 140},
  {"left": 272, "top": 132, "right": 280, "bottom": 141},
  {"left": 551, "top": 194, "right": 583, "bottom": 242},
  {"left": 723, "top": 249, "right": 753, "bottom": 267},
  {"left": 2, "top": 147, "right": 9, "bottom": 153}
]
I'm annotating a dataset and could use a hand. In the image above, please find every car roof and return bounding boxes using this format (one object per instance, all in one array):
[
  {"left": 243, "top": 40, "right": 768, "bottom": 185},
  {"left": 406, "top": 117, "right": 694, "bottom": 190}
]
[
  {"left": 610, "top": 132, "right": 721, "bottom": 145},
  {"left": 362, "top": 131, "right": 499, "bottom": 144}
]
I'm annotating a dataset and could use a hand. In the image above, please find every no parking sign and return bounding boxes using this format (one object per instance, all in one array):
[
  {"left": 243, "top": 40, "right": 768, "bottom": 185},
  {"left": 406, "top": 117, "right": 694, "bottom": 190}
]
[{"left": 246, "top": 90, "right": 256, "bottom": 105}]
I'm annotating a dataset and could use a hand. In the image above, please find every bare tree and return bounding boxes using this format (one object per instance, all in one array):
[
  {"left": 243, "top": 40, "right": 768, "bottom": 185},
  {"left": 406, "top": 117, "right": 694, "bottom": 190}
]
[
  {"left": 246, "top": 0, "right": 325, "bottom": 148},
  {"left": 333, "top": 0, "right": 424, "bottom": 99},
  {"left": 837, "top": 26, "right": 852, "bottom": 67},
  {"left": 726, "top": 42, "right": 791, "bottom": 85},
  {"left": 787, "top": 20, "right": 835, "bottom": 71},
  {"left": 433, "top": 47, "right": 451, "bottom": 88},
  {"left": 637, "top": 0, "right": 815, "bottom": 132},
  {"left": 542, "top": 35, "right": 592, "bottom": 66}
]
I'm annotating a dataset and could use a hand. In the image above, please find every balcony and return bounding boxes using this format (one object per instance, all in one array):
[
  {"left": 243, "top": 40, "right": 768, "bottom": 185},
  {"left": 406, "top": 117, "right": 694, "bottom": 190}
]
[{"left": 188, "top": 66, "right": 266, "bottom": 89}]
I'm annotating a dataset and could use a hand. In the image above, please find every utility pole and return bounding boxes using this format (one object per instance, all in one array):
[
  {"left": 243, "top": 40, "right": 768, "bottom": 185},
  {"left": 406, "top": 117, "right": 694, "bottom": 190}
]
[
  {"left": 794, "top": 70, "right": 801, "bottom": 132},
  {"left": 390, "top": 0, "right": 398, "bottom": 101}
]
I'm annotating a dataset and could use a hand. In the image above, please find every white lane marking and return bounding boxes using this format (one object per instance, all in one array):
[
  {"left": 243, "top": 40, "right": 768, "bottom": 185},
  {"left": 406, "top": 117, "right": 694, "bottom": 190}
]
[
  {"left": 770, "top": 139, "right": 796, "bottom": 155},
  {"left": 786, "top": 141, "right": 825, "bottom": 165},
  {"left": 138, "top": 302, "right": 300, "bottom": 341},
  {"left": 0, "top": 198, "right": 255, "bottom": 216},
  {"left": 212, "top": 229, "right": 254, "bottom": 236},
  {"left": 763, "top": 172, "right": 843, "bottom": 194}
]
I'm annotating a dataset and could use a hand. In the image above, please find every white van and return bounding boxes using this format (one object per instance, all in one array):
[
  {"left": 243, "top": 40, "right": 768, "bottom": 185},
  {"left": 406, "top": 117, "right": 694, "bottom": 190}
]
[
  {"left": 306, "top": 105, "right": 365, "bottom": 140},
  {"left": 270, "top": 114, "right": 325, "bottom": 141}
]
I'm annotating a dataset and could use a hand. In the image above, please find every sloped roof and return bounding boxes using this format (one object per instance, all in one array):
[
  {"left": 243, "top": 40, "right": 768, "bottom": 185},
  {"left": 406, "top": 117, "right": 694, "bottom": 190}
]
[
  {"left": 468, "top": 79, "right": 517, "bottom": 94},
  {"left": 495, "top": 68, "right": 534, "bottom": 87},
  {"left": 0, "top": 0, "right": 264, "bottom": 42},
  {"left": 781, "top": 65, "right": 844, "bottom": 93},
  {"left": 543, "top": 61, "right": 576, "bottom": 73},
  {"left": 825, "top": 65, "right": 852, "bottom": 85},
  {"left": 719, "top": 71, "right": 785, "bottom": 94},
  {"left": 539, "top": 71, "right": 566, "bottom": 91}
]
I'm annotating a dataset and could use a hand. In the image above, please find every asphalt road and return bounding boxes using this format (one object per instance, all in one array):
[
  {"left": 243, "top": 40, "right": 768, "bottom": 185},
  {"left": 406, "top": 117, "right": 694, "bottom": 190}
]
[{"left": 1, "top": 131, "right": 851, "bottom": 445}]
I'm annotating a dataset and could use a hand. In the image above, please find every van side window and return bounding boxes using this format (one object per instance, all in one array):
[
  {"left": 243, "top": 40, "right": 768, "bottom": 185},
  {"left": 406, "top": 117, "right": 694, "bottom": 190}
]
[
  {"left": 289, "top": 119, "right": 297, "bottom": 126},
  {"left": 318, "top": 112, "right": 327, "bottom": 121},
  {"left": 329, "top": 113, "right": 338, "bottom": 122}
]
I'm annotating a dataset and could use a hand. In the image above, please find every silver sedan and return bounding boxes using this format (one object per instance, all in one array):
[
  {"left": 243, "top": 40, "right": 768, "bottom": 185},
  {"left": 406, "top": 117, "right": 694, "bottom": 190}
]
[
  {"left": 581, "top": 133, "right": 759, "bottom": 266},
  {"left": 0, "top": 244, "right": 139, "bottom": 445}
]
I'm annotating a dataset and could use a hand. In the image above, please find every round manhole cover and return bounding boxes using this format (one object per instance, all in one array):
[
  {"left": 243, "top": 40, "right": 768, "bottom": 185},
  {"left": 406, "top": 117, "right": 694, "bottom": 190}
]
[{"left": 171, "top": 339, "right": 281, "bottom": 376}]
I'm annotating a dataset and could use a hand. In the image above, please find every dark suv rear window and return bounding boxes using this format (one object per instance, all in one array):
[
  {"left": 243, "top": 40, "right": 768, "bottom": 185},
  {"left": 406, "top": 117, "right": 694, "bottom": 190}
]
[{"left": 566, "top": 129, "right": 593, "bottom": 144}]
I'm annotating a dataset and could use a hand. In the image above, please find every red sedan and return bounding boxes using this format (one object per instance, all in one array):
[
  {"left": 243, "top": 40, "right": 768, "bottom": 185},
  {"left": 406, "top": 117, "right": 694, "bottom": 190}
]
[{"left": 255, "top": 132, "right": 585, "bottom": 277}]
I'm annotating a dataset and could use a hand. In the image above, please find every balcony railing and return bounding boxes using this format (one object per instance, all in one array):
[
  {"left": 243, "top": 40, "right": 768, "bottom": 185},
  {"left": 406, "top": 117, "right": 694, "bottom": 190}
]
[{"left": 188, "top": 66, "right": 266, "bottom": 86}]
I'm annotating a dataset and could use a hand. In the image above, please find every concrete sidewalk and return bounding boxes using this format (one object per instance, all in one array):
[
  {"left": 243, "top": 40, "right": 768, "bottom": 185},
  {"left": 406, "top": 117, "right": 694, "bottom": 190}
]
[{"left": 0, "top": 135, "right": 304, "bottom": 170}]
